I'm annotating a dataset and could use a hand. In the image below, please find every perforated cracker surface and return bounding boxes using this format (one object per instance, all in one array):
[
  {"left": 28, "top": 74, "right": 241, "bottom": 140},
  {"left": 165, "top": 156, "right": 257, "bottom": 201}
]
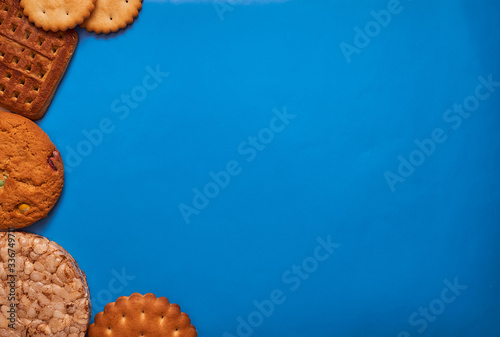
[
  {"left": 80, "top": 0, "right": 142, "bottom": 34},
  {"left": 20, "top": 0, "right": 95, "bottom": 32},
  {"left": 88, "top": 293, "right": 197, "bottom": 337},
  {"left": 0, "top": 0, "right": 78, "bottom": 120}
]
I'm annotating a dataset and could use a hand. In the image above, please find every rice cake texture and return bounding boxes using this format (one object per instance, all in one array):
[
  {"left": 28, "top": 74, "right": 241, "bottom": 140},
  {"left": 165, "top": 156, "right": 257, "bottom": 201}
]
[{"left": 0, "top": 232, "right": 90, "bottom": 337}]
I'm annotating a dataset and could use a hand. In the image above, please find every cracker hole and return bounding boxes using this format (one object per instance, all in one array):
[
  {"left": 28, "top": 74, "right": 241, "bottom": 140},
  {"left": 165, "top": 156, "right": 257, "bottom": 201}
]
[
  {"left": 51, "top": 45, "right": 59, "bottom": 54},
  {"left": 0, "top": 84, "right": 5, "bottom": 93},
  {"left": 24, "top": 30, "right": 31, "bottom": 39},
  {"left": 30, "top": 51, "right": 35, "bottom": 58},
  {"left": 10, "top": 23, "right": 17, "bottom": 32},
  {"left": 57, "top": 33, "right": 63, "bottom": 40},
  {"left": 122, "top": 314, "right": 125, "bottom": 318},
  {"left": 0, "top": 51, "right": 4, "bottom": 58},
  {"left": 33, "top": 85, "right": 39, "bottom": 92},
  {"left": 108, "top": 327, "right": 111, "bottom": 330},
  {"left": 25, "top": 64, "right": 31, "bottom": 72},
  {"left": 21, "top": 48, "right": 24, "bottom": 52},
  {"left": 12, "top": 56, "right": 19, "bottom": 64},
  {"left": 5, "top": 72, "right": 11, "bottom": 78},
  {"left": 2, "top": 4, "right": 8, "bottom": 11},
  {"left": 12, "top": 91, "right": 19, "bottom": 99},
  {"left": 110, "top": 17, "right": 112, "bottom": 20},
  {"left": 37, "top": 37, "right": 44, "bottom": 46},
  {"left": 0, "top": 18, "right": 3, "bottom": 25},
  {"left": 16, "top": 11, "right": 22, "bottom": 18},
  {"left": 25, "top": 97, "right": 32, "bottom": 104},
  {"left": 18, "top": 78, "right": 25, "bottom": 85},
  {"left": 39, "top": 71, "right": 45, "bottom": 79}
]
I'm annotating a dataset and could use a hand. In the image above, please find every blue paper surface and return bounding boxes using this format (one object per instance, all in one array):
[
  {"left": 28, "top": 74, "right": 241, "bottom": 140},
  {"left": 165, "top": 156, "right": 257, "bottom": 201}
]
[{"left": 28, "top": 0, "right": 500, "bottom": 336}]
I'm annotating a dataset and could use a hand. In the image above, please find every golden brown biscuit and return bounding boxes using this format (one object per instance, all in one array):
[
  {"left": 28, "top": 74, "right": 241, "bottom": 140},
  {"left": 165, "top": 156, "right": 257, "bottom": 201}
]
[
  {"left": 0, "top": 111, "right": 64, "bottom": 229},
  {"left": 0, "top": 0, "right": 78, "bottom": 120},
  {"left": 80, "top": 0, "right": 142, "bottom": 34},
  {"left": 20, "top": 0, "right": 95, "bottom": 32},
  {"left": 88, "top": 293, "right": 197, "bottom": 337}
]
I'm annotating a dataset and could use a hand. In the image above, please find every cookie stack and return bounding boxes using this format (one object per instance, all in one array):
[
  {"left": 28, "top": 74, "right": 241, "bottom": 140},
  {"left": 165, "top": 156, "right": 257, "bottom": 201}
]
[
  {"left": 0, "top": 69, "right": 91, "bottom": 334},
  {"left": 0, "top": 0, "right": 197, "bottom": 336}
]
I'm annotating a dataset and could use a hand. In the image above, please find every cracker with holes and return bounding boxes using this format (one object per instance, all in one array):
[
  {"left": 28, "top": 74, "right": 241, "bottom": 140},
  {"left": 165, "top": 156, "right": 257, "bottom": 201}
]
[
  {"left": 80, "top": 0, "right": 142, "bottom": 34},
  {"left": 88, "top": 293, "right": 197, "bottom": 337},
  {"left": 20, "top": 0, "right": 95, "bottom": 32},
  {"left": 0, "top": 111, "right": 64, "bottom": 230},
  {"left": 0, "top": 231, "right": 91, "bottom": 336},
  {"left": 0, "top": 0, "right": 78, "bottom": 120}
]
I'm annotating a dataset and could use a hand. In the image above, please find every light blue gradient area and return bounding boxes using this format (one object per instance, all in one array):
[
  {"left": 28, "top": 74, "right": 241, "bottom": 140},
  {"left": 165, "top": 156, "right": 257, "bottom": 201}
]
[{"left": 29, "top": 0, "right": 500, "bottom": 336}]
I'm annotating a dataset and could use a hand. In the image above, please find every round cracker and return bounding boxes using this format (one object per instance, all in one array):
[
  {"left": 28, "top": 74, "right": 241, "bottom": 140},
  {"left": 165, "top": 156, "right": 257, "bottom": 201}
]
[
  {"left": 88, "top": 293, "right": 197, "bottom": 337},
  {"left": 20, "top": 0, "right": 96, "bottom": 32},
  {"left": 80, "top": 0, "right": 142, "bottom": 34}
]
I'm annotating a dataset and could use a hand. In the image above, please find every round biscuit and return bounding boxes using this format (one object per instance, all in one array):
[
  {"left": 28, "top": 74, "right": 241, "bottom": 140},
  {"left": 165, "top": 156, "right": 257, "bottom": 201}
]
[
  {"left": 0, "top": 111, "right": 64, "bottom": 229},
  {"left": 88, "top": 293, "right": 197, "bottom": 337},
  {"left": 20, "top": 0, "right": 96, "bottom": 32},
  {"left": 80, "top": 0, "right": 142, "bottom": 34}
]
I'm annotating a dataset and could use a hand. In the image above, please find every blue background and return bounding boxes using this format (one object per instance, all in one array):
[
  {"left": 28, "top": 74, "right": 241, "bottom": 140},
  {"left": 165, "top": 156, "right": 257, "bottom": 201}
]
[{"left": 28, "top": 0, "right": 500, "bottom": 336}]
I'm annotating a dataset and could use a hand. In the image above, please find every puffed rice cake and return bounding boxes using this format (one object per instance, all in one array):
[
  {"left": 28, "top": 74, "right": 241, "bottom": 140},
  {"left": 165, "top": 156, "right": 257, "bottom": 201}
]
[{"left": 0, "top": 231, "right": 90, "bottom": 337}]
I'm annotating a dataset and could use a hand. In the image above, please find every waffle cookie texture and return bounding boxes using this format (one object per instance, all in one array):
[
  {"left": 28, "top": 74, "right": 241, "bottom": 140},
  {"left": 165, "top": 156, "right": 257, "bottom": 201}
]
[
  {"left": 0, "top": 0, "right": 78, "bottom": 120},
  {"left": 0, "top": 232, "right": 91, "bottom": 337},
  {"left": 88, "top": 293, "right": 197, "bottom": 337}
]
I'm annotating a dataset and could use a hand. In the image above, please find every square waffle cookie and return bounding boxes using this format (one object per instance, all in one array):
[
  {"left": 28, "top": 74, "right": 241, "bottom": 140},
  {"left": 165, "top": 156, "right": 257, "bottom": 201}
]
[{"left": 0, "top": 0, "right": 78, "bottom": 120}]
